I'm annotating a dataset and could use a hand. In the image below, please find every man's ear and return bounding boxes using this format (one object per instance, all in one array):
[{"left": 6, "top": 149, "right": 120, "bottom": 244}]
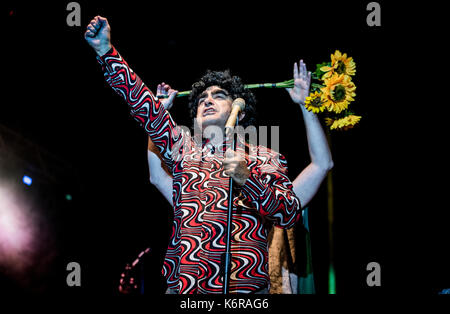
[{"left": 238, "top": 111, "right": 245, "bottom": 122}]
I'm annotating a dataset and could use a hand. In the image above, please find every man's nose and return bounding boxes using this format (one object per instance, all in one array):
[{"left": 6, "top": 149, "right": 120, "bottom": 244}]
[{"left": 204, "top": 96, "right": 214, "bottom": 106}]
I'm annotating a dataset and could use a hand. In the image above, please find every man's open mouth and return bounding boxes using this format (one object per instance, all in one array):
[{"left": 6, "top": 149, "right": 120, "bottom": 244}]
[{"left": 203, "top": 108, "right": 216, "bottom": 116}]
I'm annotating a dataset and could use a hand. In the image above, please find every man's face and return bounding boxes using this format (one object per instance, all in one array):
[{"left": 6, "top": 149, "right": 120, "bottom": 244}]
[{"left": 195, "top": 85, "right": 233, "bottom": 130}]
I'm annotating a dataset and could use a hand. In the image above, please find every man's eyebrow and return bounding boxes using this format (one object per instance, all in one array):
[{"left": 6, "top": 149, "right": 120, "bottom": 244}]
[
  {"left": 211, "top": 89, "right": 230, "bottom": 97},
  {"left": 198, "top": 91, "right": 208, "bottom": 100},
  {"left": 197, "top": 88, "right": 230, "bottom": 101}
]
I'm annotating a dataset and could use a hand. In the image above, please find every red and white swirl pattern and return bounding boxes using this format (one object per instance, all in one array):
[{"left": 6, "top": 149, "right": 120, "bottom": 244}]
[{"left": 97, "top": 47, "right": 302, "bottom": 294}]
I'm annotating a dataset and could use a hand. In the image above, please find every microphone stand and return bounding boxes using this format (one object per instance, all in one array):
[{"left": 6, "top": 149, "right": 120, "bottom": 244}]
[{"left": 222, "top": 117, "right": 238, "bottom": 294}]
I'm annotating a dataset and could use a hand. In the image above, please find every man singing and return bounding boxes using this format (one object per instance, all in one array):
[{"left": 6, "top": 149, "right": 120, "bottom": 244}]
[{"left": 85, "top": 16, "right": 331, "bottom": 294}]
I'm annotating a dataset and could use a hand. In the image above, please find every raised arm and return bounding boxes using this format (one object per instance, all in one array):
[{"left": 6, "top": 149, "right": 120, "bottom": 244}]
[
  {"left": 147, "top": 83, "right": 177, "bottom": 205},
  {"left": 85, "top": 16, "right": 184, "bottom": 173},
  {"left": 286, "top": 60, "right": 334, "bottom": 208}
]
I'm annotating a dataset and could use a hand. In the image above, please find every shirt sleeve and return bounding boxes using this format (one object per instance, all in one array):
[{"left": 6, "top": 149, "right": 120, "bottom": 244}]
[
  {"left": 96, "top": 46, "right": 184, "bottom": 173},
  {"left": 239, "top": 150, "right": 302, "bottom": 228}
]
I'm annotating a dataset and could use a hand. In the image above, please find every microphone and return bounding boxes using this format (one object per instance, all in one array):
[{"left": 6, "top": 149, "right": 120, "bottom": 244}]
[
  {"left": 225, "top": 98, "right": 245, "bottom": 137},
  {"left": 222, "top": 97, "right": 245, "bottom": 294}
]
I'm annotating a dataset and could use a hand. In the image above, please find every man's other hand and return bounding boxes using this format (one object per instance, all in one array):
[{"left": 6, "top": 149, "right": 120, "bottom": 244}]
[{"left": 223, "top": 149, "right": 250, "bottom": 186}]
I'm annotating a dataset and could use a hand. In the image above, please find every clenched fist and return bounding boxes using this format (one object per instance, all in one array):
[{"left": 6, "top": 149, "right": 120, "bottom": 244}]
[{"left": 84, "top": 15, "right": 112, "bottom": 56}]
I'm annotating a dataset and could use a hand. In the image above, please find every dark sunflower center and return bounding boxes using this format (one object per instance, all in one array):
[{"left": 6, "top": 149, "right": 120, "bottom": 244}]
[
  {"left": 333, "top": 85, "right": 346, "bottom": 101},
  {"left": 311, "top": 96, "right": 323, "bottom": 107},
  {"left": 336, "top": 61, "right": 346, "bottom": 74}
]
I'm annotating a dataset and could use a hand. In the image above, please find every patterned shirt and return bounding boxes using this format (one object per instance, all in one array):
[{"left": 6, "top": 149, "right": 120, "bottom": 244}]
[{"left": 97, "top": 47, "right": 302, "bottom": 294}]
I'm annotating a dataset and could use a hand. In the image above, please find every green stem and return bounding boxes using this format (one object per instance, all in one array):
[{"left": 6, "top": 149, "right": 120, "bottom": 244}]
[{"left": 157, "top": 79, "right": 296, "bottom": 98}]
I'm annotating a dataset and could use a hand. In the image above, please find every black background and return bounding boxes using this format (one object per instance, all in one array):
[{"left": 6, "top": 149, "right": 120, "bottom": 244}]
[{"left": 0, "top": 0, "right": 447, "bottom": 300}]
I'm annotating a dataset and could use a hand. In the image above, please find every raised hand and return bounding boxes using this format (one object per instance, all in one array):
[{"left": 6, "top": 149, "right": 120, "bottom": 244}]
[
  {"left": 286, "top": 59, "right": 312, "bottom": 105},
  {"left": 84, "top": 16, "right": 112, "bottom": 56},
  {"left": 156, "top": 82, "right": 178, "bottom": 111}
]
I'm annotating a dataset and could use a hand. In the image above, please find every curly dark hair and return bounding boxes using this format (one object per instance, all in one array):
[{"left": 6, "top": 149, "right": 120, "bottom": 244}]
[{"left": 188, "top": 70, "right": 257, "bottom": 128}]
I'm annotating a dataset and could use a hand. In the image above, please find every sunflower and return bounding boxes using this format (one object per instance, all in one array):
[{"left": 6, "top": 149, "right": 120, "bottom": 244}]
[
  {"left": 321, "top": 73, "right": 356, "bottom": 114},
  {"left": 320, "top": 50, "right": 356, "bottom": 79},
  {"left": 325, "top": 115, "right": 361, "bottom": 131},
  {"left": 304, "top": 91, "right": 326, "bottom": 113}
]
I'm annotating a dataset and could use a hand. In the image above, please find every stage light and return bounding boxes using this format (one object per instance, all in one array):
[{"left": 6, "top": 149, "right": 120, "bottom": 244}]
[
  {"left": 65, "top": 194, "right": 72, "bottom": 201},
  {"left": 0, "top": 184, "right": 35, "bottom": 271},
  {"left": 0, "top": 179, "right": 55, "bottom": 289},
  {"left": 328, "top": 264, "right": 336, "bottom": 294},
  {"left": 22, "top": 175, "right": 32, "bottom": 186}
]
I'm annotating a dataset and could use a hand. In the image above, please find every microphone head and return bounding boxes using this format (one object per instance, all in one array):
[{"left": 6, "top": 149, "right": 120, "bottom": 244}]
[{"left": 232, "top": 98, "right": 246, "bottom": 111}]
